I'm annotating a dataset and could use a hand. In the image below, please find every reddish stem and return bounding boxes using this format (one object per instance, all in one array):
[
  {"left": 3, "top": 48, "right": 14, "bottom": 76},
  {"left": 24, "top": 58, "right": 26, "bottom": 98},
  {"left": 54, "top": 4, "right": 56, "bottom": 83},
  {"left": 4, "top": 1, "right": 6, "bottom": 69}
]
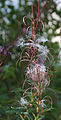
[{"left": 36, "top": 0, "right": 40, "bottom": 29}]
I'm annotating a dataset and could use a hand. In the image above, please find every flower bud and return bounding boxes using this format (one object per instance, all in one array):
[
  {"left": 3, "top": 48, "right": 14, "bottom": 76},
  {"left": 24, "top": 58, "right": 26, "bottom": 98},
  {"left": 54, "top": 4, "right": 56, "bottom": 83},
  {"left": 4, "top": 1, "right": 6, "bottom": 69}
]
[
  {"left": 24, "top": 115, "right": 26, "bottom": 119},
  {"left": 30, "top": 104, "right": 32, "bottom": 108}
]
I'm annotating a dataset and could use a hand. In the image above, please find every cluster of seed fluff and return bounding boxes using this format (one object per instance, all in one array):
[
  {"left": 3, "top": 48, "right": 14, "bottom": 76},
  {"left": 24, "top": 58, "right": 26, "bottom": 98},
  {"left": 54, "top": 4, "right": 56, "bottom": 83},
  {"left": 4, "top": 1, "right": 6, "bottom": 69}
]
[{"left": 26, "top": 62, "right": 49, "bottom": 91}]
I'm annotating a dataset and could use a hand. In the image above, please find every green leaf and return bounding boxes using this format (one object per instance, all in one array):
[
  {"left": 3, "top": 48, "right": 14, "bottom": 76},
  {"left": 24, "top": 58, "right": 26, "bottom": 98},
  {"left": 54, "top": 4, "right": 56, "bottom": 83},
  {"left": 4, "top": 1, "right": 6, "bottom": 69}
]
[
  {"left": 32, "top": 113, "right": 36, "bottom": 118},
  {"left": 12, "top": 88, "right": 23, "bottom": 93},
  {"left": 19, "top": 114, "right": 24, "bottom": 120},
  {"left": 38, "top": 115, "right": 45, "bottom": 120},
  {"left": 24, "top": 112, "right": 32, "bottom": 120},
  {"left": 3, "top": 65, "right": 10, "bottom": 71}
]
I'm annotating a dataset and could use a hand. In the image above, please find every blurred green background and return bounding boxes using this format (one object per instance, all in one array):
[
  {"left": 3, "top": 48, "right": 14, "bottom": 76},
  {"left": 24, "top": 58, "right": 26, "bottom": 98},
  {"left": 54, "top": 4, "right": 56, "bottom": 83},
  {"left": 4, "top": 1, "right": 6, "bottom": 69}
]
[{"left": 0, "top": 0, "right": 61, "bottom": 120}]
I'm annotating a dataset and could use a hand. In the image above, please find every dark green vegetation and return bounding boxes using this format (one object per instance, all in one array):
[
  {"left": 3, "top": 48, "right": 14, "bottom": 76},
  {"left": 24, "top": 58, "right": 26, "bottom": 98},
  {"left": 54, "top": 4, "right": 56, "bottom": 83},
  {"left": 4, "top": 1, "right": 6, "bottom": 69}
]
[{"left": 0, "top": 0, "right": 61, "bottom": 120}]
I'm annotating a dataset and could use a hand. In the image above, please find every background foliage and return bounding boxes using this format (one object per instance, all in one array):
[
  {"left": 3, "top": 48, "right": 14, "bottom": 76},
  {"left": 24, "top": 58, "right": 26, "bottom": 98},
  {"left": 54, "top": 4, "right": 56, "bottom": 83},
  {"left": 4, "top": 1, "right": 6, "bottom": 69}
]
[{"left": 0, "top": 0, "right": 61, "bottom": 120}]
